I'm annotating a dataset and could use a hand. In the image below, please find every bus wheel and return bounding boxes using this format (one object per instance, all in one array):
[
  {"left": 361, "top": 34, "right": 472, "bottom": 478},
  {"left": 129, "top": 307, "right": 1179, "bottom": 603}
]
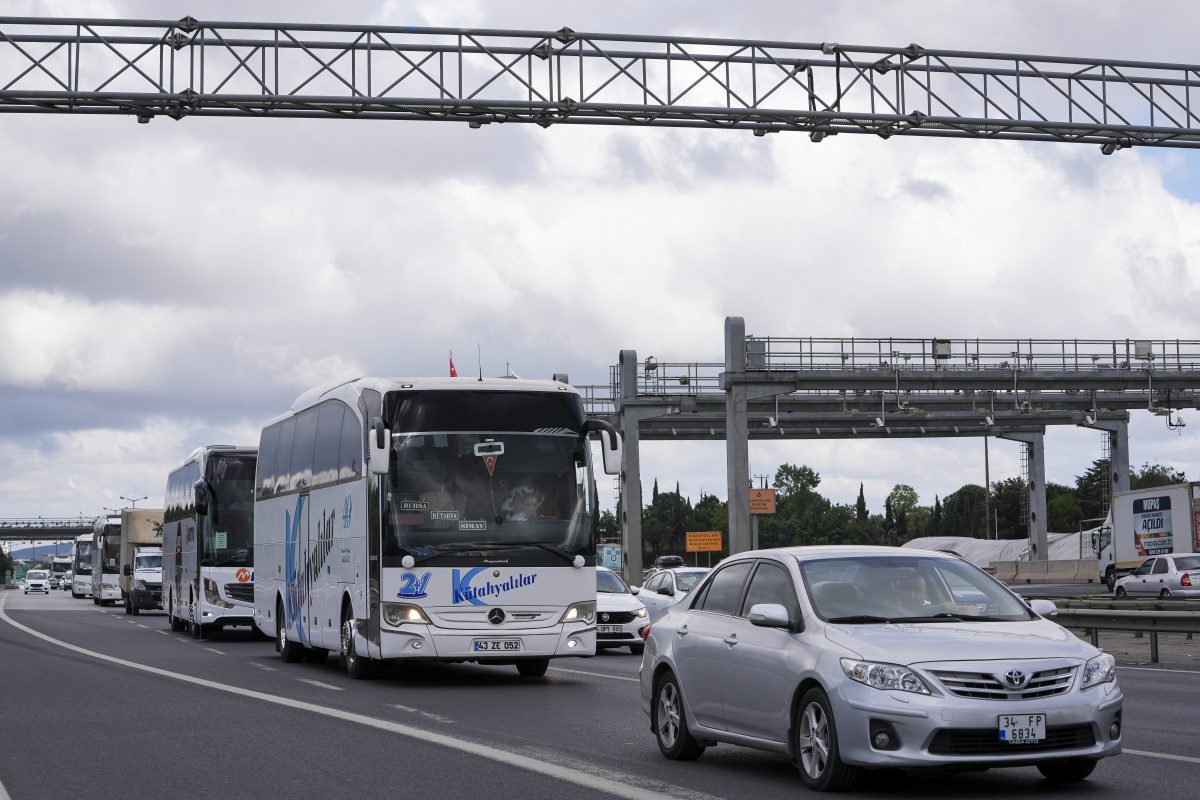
[
  {"left": 341, "top": 607, "right": 374, "bottom": 679},
  {"left": 169, "top": 594, "right": 186, "bottom": 632},
  {"left": 277, "top": 600, "right": 304, "bottom": 663},
  {"left": 517, "top": 659, "right": 549, "bottom": 678}
]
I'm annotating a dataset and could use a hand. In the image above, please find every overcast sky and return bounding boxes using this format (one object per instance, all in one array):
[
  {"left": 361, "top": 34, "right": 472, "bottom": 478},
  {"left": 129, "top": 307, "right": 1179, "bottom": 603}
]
[{"left": 2, "top": 1, "right": 1199, "bottom": 523}]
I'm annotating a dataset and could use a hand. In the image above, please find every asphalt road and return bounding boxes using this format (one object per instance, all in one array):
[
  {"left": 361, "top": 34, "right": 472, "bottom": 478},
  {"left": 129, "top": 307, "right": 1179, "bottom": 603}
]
[{"left": 1, "top": 589, "right": 1197, "bottom": 800}]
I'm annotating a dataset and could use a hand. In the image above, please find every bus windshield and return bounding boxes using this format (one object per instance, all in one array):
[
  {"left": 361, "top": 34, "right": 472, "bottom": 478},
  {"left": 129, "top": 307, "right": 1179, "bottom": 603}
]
[
  {"left": 382, "top": 431, "right": 596, "bottom": 563},
  {"left": 74, "top": 542, "right": 92, "bottom": 575},
  {"left": 100, "top": 527, "right": 121, "bottom": 574},
  {"left": 202, "top": 454, "right": 256, "bottom": 567},
  {"left": 135, "top": 554, "right": 163, "bottom": 570}
]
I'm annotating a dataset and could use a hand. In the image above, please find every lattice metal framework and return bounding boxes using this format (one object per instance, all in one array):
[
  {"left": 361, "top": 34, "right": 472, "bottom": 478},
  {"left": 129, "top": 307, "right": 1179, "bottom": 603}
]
[{"left": 4, "top": 17, "right": 1200, "bottom": 148}]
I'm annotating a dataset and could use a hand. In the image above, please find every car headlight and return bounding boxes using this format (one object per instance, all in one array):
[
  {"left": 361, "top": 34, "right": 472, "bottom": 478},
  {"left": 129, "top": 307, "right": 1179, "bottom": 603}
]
[
  {"left": 1081, "top": 653, "right": 1116, "bottom": 689},
  {"left": 382, "top": 603, "right": 430, "bottom": 626},
  {"left": 134, "top": 580, "right": 147, "bottom": 591},
  {"left": 559, "top": 601, "right": 596, "bottom": 625},
  {"left": 635, "top": 606, "right": 648, "bottom": 619},
  {"left": 841, "top": 658, "right": 930, "bottom": 694}
]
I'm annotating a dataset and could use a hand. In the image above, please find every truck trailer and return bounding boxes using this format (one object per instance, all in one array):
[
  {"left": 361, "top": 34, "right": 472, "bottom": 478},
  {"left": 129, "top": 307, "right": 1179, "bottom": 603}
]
[{"left": 1096, "top": 482, "right": 1200, "bottom": 589}]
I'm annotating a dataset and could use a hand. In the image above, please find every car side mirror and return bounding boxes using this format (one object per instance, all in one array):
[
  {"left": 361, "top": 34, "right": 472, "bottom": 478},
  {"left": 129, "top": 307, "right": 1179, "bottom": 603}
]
[
  {"left": 747, "top": 603, "right": 792, "bottom": 629},
  {"left": 657, "top": 586, "right": 674, "bottom": 597},
  {"left": 1029, "top": 599, "right": 1057, "bottom": 617},
  {"left": 629, "top": 586, "right": 640, "bottom": 595}
]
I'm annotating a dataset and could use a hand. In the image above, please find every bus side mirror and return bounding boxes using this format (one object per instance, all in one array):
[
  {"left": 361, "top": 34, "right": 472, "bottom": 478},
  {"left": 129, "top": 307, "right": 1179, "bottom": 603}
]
[
  {"left": 369, "top": 417, "right": 390, "bottom": 476},
  {"left": 581, "top": 420, "right": 623, "bottom": 476},
  {"left": 193, "top": 479, "right": 210, "bottom": 517},
  {"left": 123, "top": 564, "right": 131, "bottom": 577}
]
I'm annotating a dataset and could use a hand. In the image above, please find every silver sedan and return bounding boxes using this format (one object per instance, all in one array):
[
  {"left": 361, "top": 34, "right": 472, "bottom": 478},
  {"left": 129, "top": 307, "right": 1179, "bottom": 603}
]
[
  {"left": 640, "top": 545, "right": 1122, "bottom": 791},
  {"left": 1114, "top": 552, "right": 1200, "bottom": 598}
]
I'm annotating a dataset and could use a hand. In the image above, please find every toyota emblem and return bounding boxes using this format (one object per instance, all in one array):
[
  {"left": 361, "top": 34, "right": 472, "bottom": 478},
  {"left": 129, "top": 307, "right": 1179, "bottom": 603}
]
[
  {"left": 487, "top": 608, "right": 506, "bottom": 625},
  {"left": 1003, "top": 669, "right": 1029, "bottom": 689}
]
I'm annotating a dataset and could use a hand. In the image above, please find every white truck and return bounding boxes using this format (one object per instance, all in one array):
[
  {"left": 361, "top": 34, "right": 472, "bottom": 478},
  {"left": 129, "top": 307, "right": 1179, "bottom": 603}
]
[
  {"left": 49, "top": 555, "right": 72, "bottom": 589},
  {"left": 118, "top": 508, "right": 164, "bottom": 615},
  {"left": 1096, "top": 482, "right": 1200, "bottom": 589}
]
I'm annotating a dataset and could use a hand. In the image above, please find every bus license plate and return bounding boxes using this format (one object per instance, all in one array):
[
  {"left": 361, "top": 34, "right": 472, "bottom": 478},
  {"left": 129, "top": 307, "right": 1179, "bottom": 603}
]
[
  {"left": 597, "top": 625, "right": 623, "bottom": 634},
  {"left": 473, "top": 639, "right": 521, "bottom": 652},
  {"left": 998, "top": 713, "right": 1046, "bottom": 744}
]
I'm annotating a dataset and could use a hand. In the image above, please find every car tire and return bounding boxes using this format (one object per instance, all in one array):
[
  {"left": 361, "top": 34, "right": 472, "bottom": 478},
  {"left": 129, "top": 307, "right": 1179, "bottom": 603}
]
[
  {"left": 1115, "top": 586, "right": 1127, "bottom": 597},
  {"left": 1160, "top": 589, "right": 1172, "bottom": 599},
  {"left": 629, "top": 644, "right": 645, "bottom": 656},
  {"left": 131, "top": 603, "right": 140, "bottom": 617},
  {"left": 1105, "top": 569, "right": 1116, "bottom": 592},
  {"left": 1037, "top": 757, "right": 1097, "bottom": 782},
  {"left": 277, "top": 600, "right": 305, "bottom": 663},
  {"left": 795, "top": 687, "right": 859, "bottom": 792},
  {"left": 652, "top": 672, "right": 705, "bottom": 761},
  {"left": 516, "top": 659, "right": 550, "bottom": 678}
]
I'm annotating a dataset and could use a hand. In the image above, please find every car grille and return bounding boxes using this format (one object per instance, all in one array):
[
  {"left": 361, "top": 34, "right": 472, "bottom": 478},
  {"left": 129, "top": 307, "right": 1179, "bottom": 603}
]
[
  {"left": 928, "top": 724, "right": 1095, "bottom": 756},
  {"left": 930, "top": 667, "right": 1076, "bottom": 700},
  {"left": 224, "top": 583, "right": 254, "bottom": 603},
  {"left": 597, "top": 611, "right": 637, "bottom": 624}
]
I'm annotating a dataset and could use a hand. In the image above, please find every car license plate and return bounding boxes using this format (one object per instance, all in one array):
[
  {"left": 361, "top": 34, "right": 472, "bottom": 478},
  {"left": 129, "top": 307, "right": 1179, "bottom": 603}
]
[
  {"left": 998, "top": 713, "right": 1046, "bottom": 744},
  {"left": 597, "top": 625, "right": 623, "bottom": 634},
  {"left": 472, "top": 639, "right": 521, "bottom": 652}
]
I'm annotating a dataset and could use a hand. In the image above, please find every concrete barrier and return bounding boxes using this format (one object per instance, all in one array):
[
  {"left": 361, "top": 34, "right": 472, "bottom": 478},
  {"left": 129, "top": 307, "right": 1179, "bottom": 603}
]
[
  {"left": 989, "top": 561, "right": 1019, "bottom": 584},
  {"left": 1044, "top": 560, "right": 1079, "bottom": 583},
  {"left": 1014, "top": 560, "right": 1050, "bottom": 584}
]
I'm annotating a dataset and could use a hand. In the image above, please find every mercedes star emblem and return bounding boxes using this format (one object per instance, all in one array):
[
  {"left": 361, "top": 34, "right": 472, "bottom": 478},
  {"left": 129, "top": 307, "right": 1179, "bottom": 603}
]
[{"left": 487, "top": 608, "right": 506, "bottom": 625}]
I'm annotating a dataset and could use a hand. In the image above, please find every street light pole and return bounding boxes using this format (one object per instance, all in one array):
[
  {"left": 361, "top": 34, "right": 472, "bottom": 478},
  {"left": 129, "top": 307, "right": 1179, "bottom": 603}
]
[{"left": 119, "top": 495, "right": 149, "bottom": 509}]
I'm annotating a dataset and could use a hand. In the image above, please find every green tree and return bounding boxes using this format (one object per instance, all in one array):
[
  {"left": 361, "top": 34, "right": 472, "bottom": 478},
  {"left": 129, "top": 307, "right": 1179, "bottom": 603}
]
[
  {"left": 1131, "top": 461, "right": 1186, "bottom": 489},
  {"left": 931, "top": 496, "right": 943, "bottom": 534},
  {"left": 0, "top": 546, "right": 11, "bottom": 583},
  {"left": 1074, "top": 459, "right": 1110, "bottom": 521},
  {"left": 990, "top": 477, "right": 1026, "bottom": 539},
  {"left": 940, "top": 484, "right": 987, "bottom": 537},
  {"left": 597, "top": 510, "right": 618, "bottom": 542},
  {"left": 855, "top": 483, "right": 868, "bottom": 522}
]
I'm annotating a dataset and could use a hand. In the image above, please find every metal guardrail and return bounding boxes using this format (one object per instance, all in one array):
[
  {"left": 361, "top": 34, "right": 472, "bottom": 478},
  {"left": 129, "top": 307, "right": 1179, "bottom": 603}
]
[{"left": 1049, "top": 606, "right": 1200, "bottom": 663}]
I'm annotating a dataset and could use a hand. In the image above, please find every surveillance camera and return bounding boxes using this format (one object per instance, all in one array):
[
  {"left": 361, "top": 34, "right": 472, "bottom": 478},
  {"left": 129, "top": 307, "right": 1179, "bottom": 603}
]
[{"left": 875, "top": 417, "right": 885, "bottom": 427}]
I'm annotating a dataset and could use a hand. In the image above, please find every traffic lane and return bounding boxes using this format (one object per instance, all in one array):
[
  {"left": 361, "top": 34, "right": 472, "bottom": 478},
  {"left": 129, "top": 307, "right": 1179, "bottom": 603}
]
[
  {"left": 0, "top": 613, "right": 614, "bottom": 800},
  {"left": 1114, "top": 667, "right": 1200, "bottom": 758},
  {"left": 7, "top": 598, "right": 1198, "bottom": 800}
]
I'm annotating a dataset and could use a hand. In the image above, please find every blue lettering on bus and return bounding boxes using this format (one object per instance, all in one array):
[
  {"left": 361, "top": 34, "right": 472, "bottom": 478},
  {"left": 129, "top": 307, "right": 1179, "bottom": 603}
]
[
  {"left": 342, "top": 495, "right": 352, "bottom": 529},
  {"left": 451, "top": 568, "right": 539, "bottom": 605},
  {"left": 284, "top": 495, "right": 307, "bottom": 643},
  {"left": 398, "top": 571, "right": 431, "bottom": 599}
]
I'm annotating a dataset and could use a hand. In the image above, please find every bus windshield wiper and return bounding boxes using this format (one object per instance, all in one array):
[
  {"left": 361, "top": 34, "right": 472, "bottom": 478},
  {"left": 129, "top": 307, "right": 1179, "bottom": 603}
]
[{"left": 884, "top": 613, "right": 966, "bottom": 623}]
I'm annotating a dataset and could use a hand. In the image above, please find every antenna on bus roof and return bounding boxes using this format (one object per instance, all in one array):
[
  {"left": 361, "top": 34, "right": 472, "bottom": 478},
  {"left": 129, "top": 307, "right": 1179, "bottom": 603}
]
[{"left": 477, "top": 343, "right": 483, "bottom": 381}]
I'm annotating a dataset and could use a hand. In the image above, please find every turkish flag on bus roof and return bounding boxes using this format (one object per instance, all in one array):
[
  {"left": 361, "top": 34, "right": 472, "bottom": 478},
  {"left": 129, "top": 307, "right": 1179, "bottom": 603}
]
[{"left": 449, "top": 350, "right": 459, "bottom": 378}]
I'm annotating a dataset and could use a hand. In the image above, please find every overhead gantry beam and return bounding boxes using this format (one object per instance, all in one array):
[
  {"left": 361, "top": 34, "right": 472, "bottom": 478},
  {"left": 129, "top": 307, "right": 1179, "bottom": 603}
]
[{"left": 3, "top": 17, "right": 1200, "bottom": 148}]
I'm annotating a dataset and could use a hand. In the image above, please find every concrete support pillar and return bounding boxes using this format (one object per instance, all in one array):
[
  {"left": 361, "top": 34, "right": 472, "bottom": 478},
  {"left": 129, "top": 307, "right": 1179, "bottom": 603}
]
[
  {"left": 1095, "top": 418, "right": 1131, "bottom": 496},
  {"left": 617, "top": 349, "right": 643, "bottom": 583},
  {"left": 724, "top": 316, "right": 751, "bottom": 555},
  {"left": 999, "top": 430, "right": 1049, "bottom": 561}
]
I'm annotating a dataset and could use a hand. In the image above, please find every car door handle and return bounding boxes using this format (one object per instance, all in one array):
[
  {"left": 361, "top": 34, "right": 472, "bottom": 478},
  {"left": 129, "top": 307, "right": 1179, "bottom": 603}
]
[
  {"left": 677, "top": 625, "right": 688, "bottom": 636},
  {"left": 723, "top": 635, "right": 738, "bottom": 646}
]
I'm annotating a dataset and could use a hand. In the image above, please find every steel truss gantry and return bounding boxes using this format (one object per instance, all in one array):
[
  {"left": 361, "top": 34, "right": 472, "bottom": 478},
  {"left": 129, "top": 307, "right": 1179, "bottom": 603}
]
[
  {"left": 586, "top": 321, "right": 1200, "bottom": 579},
  {"left": 4, "top": 17, "right": 1200, "bottom": 148}
]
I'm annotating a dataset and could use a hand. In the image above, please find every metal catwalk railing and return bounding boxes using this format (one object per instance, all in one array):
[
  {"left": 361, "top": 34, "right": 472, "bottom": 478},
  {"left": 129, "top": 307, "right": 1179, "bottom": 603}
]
[{"left": 3, "top": 17, "right": 1200, "bottom": 147}]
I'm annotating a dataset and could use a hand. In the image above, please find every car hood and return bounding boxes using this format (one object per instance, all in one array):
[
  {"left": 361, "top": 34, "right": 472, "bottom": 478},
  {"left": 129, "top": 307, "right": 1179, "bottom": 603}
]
[
  {"left": 823, "top": 618, "right": 1097, "bottom": 664},
  {"left": 596, "top": 592, "right": 645, "bottom": 613}
]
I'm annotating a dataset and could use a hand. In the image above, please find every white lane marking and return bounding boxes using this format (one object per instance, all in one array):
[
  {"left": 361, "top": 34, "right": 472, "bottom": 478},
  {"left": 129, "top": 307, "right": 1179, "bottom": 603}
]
[
  {"left": 136, "top": 624, "right": 149, "bottom": 629},
  {"left": 549, "top": 666, "right": 640, "bottom": 683},
  {"left": 204, "top": 648, "right": 226, "bottom": 656},
  {"left": 1117, "top": 665, "right": 1200, "bottom": 676},
  {"left": 390, "top": 704, "right": 453, "bottom": 724},
  {"left": 1123, "top": 748, "right": 1200, "bottom": 765},
  {"left": 0, "top": 772, "right": 11, "bottom": 800},
  {"left": 155, "top": 630, "right": 168, "bottom": 635},
  {"left": 0, "top": 595, "right": 700, "bottom": 800},
  {"left": 298, "top": 678, "right": 344, "bottom": 691},
  {"left": 251, "top": 662, "right": 278, "bottom": 672}
]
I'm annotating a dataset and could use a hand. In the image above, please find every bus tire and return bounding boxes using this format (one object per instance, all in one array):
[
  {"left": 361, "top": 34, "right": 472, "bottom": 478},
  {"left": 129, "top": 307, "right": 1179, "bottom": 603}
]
[
  {"left": 517, "top": 658, "right": 550, "bottom": 678},
  {"left": 341, "top": 605, "right": 374, "bottom": 679},
  {"left": 277, "top": 599, "right": 305, "bottom": 663},
  {"left": 169, "top": 594, "right": 186, "bottom": 632}
]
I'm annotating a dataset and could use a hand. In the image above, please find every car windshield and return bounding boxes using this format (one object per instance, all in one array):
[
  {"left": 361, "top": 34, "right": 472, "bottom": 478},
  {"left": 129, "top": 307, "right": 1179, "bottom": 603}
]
[
  {"left": 799, "top": 555, "right": 1033, "bottom": 623},
  {"left": 27, "top": 571, "right": 48, "bottom": 580},
  {"left": 1174, "top": 555, "right": 1200, "bottom": 571},
  {"left": 135, "top": 554, "right": 163, "bottom": 570},
  {"left": 675, "top": 571, "right": 707, "bottom": 592},
  {"left": 597, "top": 570, "right": 629, "bottom": 594}
]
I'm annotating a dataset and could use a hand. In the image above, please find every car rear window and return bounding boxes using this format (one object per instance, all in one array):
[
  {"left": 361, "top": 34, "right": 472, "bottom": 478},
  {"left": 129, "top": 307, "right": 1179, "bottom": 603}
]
[{"left": 1174, "top": 556, "right": 1200, "bottom": 571}]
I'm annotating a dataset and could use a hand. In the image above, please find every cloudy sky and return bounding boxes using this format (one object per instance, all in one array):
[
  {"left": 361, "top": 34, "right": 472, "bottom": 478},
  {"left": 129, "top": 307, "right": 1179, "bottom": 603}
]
[{"left": 2, "top": 1, "right": 1199, "bottom": 523}]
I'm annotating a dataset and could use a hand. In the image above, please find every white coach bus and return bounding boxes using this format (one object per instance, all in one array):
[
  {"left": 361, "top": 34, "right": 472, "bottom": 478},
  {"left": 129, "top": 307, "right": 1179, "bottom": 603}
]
[
  {"left": 70, "top": 532, "right": 93, "bottom": 598},
  {"left": 162, "top": 446, "right": 258, "bottom": 638},
  {"left": 90, "top": 514, "right": 122, "bottom": 605},
  {"left": 253, "top": 377, "right": 621, "bottom": 678}
]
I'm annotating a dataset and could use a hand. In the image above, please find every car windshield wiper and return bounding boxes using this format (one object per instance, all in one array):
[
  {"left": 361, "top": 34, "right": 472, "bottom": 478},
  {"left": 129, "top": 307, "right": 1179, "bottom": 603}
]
[
  {"left": 884, "top": 613, "right": 966, "bottom": 623},
  {"left": 825, "top": 615, "right": 896, "bottom": 624}
]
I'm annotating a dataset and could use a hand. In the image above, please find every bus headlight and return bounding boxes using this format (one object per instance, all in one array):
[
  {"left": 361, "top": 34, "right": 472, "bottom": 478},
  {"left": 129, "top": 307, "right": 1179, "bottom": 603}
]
[
  {"left": 559, "top": 601, "right": 596, "bottom": 625},
  {"left": 203, "top": 578, "right": 233, "bottom": 608},
  {"left": 383, "top": 603, "right": 430, "bottom": 627}
]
